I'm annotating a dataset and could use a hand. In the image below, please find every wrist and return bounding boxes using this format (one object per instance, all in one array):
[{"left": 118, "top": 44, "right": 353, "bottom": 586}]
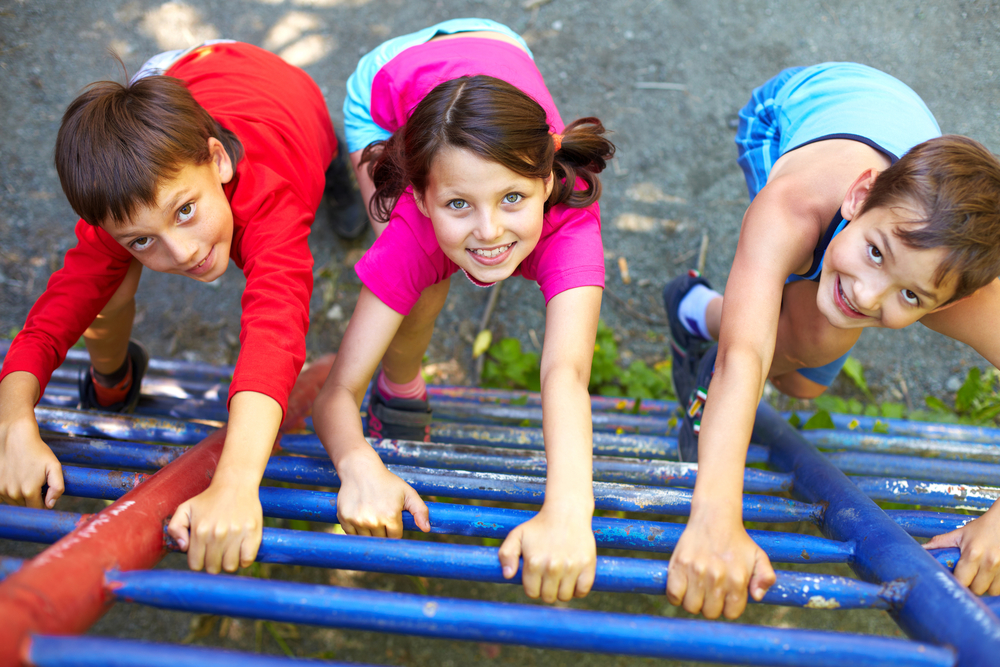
[
  {"left": 689, "top": 494, "right": 744, "bottom": 524},
  {"left": 332, "top": 443, "right": 383, "bottom": 474}
]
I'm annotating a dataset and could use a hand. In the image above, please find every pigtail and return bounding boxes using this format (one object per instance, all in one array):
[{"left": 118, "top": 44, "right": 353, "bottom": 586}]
[
  {"left": 547, "top": 118, "right": 616, "bottom": 210},
  {"left": 360, "top": 137, "right": 407, "bottom": 224}
]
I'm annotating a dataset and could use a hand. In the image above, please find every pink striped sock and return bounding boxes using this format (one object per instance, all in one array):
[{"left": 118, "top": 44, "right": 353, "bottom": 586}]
[{"left": 377, "top": 369, "right": 427, "bottom": 401}]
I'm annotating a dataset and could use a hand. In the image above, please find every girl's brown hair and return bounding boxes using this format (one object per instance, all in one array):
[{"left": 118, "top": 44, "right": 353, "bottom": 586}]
[
  {"left": 859, "top": 135, "right": 1000, "bottom": 302},
  {"left": 55, "top": 74, "right": 242, "bottom": 227},
  {"left": 361, "top": 75, "right": 615, "bottom": 223}
]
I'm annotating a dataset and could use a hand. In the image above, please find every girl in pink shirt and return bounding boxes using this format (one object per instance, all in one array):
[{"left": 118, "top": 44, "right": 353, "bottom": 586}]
[{"left": 313, "top": 19, "right": 615, "bottom": 604}]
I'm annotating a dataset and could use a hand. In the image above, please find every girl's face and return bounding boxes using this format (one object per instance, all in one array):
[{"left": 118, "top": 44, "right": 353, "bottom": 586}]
[
  {"left": 817, "top": 201, "right": 956, "bottom": 330},
  {"left": 415, "top": 146, "right": 553, "bottom": 284}
]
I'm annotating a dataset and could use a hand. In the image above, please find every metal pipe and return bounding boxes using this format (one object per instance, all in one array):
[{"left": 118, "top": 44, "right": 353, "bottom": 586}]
[
  {"left": 26, "top": 635, "right": 370, "bottom": 667},
  {"left": 104, "top": 568, "right": 956, "bottom": 667},
  {"left": 0, "top": 356, "right": 336, "bottom": 667},
  {"left": 885, "top": 511, "right": 972, "bottom": 538},
  {"left": 825, "top": 451, "right": 1000, "bottom": 485},
  {"left": 850, "top": 477, "right": 999, "bottom": 511},
  {"left": 757, "top": 402, "right": 1000, "bottom": 666}
]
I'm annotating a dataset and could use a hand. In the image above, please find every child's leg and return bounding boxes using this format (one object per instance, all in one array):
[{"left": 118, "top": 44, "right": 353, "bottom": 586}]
[
  {"left": 381, "top": 278, "right": 450, "bottom": 384},
  {"left": 83, "top": 258, "right": 142, "bottom": 375}
]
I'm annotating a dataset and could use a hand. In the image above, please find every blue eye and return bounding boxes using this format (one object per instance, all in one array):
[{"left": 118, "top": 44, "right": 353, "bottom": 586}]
[{"left": 448, "top": 200, "right": 468, "bottom": 210}]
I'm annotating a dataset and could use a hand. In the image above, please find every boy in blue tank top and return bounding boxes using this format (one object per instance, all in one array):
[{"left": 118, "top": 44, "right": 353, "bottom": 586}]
[{"left": 663, "top": 62, "right": 1000, "bottom": 619}]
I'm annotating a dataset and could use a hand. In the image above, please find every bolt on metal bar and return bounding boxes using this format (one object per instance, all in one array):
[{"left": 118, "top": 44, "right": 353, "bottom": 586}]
[{"left": 103, "top": 569, "right": 956, "bottom": 667}]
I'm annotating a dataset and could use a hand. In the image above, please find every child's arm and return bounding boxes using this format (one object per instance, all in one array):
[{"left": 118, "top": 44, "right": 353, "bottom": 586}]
[
  {"left": 497, "top": 285, "right": 601, "bottom": 603},
  {"left": 167, "top": 390, "right": 281, "bottom": 573},
  {"left": 668, "top": 173, "right": 831, "bottom": 619},
  {"left": 0, "top": 372, "right": 64, "bottom": 509},
  {"left": 312, "top": 286, "right": 430, "bottom": 537},
  {"left": 918, "top": 279, "right": 1000, "bottom": 594}
]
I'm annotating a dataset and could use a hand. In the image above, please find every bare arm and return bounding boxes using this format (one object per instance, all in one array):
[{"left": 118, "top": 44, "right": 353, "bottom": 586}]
[
  {"left": 312, "top": 286, "right": 430, "bottom": 536},
  {"left": 350, "top": 149, "right": 381, "bottom": 230},
  {"left": 167, "top": 389, "right": 281, "bottom": 573},
  {"left": 920, "top": 278, "right": 1000, "bottom": 594},
  {"left": 498, "top": 286, "right": 602, "bottom": 603},
  {"left": 0, "top": 371, "right": 63, "bottom": 509}
]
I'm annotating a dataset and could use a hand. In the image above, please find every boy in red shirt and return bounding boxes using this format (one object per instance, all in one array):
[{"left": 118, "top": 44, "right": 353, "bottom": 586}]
[{"left": 0, "top": 41, "right": 359, "bottom": 573}]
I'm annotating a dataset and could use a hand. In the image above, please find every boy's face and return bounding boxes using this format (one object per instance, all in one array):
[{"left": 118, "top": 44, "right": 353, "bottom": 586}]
[
  {"left": 102, "top": 138, "right": 234, "bottom": 283},
  {"left": 817, "top": 201, "right": 957, "bottom": 330},
  {"left": 415, "top": 146, "right": 551, "bottom": 285}
]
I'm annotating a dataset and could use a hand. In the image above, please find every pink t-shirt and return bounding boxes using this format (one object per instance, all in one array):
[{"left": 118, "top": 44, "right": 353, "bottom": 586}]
[{"left": 354, "top": 37, "right": 605, "bottom": 315}]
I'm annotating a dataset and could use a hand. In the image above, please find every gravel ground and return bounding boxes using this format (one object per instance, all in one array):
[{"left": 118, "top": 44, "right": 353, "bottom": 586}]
[{"left": 2, "top": 0, "right": 999, "bottom": 662}]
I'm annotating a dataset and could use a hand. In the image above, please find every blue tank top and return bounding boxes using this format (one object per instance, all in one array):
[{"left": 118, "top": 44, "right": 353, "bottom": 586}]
[{"left": 788, "top": 210, "right": 849, "bottom": 283}]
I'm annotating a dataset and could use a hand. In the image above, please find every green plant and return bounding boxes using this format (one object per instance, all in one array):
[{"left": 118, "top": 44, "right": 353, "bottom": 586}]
[{"left": 480, "top": 320, "right": 676, "bottom": 402}]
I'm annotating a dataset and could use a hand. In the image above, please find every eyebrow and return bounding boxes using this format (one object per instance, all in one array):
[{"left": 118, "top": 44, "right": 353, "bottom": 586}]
[
  {"left": 109, "top": 188, "right": 192, "bottom": 243},
  {"left": 879, "top": 229, "right": 942, "bottom": 302}
]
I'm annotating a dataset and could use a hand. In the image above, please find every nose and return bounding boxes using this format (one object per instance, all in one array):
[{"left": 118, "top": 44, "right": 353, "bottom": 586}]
[
  {"left": 852, "top": 275, "right": 889, "bottom": 312},
  {"left": 475, "top": 209, "right": 504, "bottom": 243},
  {"left": 162, "top": 231, "right": 199, "bottom": 267}
]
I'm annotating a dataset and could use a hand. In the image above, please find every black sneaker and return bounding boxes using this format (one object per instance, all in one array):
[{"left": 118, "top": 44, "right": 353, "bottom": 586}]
[
  {"left": 663, "top": 271, "right": 715, "bottom": 417},
  {"left": 78, "top": 340, "right": 149, "bottom": 413},
  {"left": 365, "top": 382, "right": 432, "bottom": 442},
  {"left": 675, "top": 343, "right": 717, "bottom": 462},
  {"left": 324, "top": 136, "right": 366, "bottom": 240}
]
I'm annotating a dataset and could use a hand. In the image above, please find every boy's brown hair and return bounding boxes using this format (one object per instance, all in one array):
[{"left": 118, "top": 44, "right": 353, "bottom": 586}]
[
  {"left": 362, "top": 75, "right": 615, "bottom": 224},
  {"left": 860, "top": 135, "right": 1000, "bottom": 302},
  {"left": 55, "top": 74, "right": 242, "bottom": 227}
]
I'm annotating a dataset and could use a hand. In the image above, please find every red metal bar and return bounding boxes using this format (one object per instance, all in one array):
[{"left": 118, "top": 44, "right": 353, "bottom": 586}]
[{"left": 0, "top": 355, "right": 335, "bottom": 667}]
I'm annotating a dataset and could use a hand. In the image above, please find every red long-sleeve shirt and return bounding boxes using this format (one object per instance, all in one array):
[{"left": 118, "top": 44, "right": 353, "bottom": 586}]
[{"left": 0, "top": 42, "right": 336, "bottom": 417}]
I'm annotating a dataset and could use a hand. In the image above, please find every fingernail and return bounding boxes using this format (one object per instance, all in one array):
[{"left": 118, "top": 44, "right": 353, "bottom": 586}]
[{"left": 502, "top": 566, "right": 514, "bottom": 578}]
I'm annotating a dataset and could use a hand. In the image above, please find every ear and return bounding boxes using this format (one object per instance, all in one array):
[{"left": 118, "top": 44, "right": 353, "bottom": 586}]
[
  {"left": 207, "top": 137, "right": 234, "bottom": 185},
  {"left": 414, "top": 190, "right": 430, "bottom": 218},
  {"left": 841, "top": 168, "right": 879, "bottom": 220},
  {"left": 543, "top": 171, "right": 555, "bottom": 200}
]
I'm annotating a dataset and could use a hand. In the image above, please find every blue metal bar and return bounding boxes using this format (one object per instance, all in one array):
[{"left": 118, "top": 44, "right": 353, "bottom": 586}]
[
  {"left": 0, "top": 557, "right": 23, "bottom": 583},
  {"left": 261, "top": 459, "right": 823, "bottom": 523},
  {"left": 427, "top": 384, "right": 679, "bottom": 415},
  {"left": 825, "top": 451, "right": 1000, "bottom": 486},
  {"left": 850, "top": 477, "right": 999, "bottom": 511},
  {"left": 425, "top": 422, "right": 775, "bottom": 463},
  {"left": 56, "top": 456, "right": 823, "bottom": 523},
  {"left": 928, "top": 550, "right": 1000, "bottom": 615},
  {"left": 0, "top": 508, "right": 878, "bottom": 608},
  {"left": 431, "top": 399, "right": 675, "bottom": 435},
  {"left": 27, "top": 635, "right": 365, "bottom": 667},
  {"left": 36, "top": 407, "right": 215, "bottom": 445},
  {"left": 277, "top": 435, "right": 786, "bottom": 491},
  {"left": 105, "top": 569, "right": 955, "bottom": 667},
  {"left": 756, "top": 402, "right": 1000, "bottom": 666},
  {"left": 803, "top": 431, "right": 1000, "bottom": 463},
  {"left": 886, "top": 511, "right": 972, "bottom": 538},
  {"left": 788, "top": 412, "right": 1000, "bottom": 444},
  {"left": 46, "top": 437, "right": 187, "bottom": 470}
]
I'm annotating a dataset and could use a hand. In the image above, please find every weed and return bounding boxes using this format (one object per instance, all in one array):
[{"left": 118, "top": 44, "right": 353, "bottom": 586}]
[{"left": 480, "top": 321, "right": 676, "bottom": 402}]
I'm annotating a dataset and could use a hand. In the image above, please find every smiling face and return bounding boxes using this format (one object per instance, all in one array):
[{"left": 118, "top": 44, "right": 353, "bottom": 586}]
[
  {"left": 817, "top": 186, "right": 957, "bottom": 330},
  {"left": 415, "top": 146, "right": 553, "bottom": 284},
  {"left": 102, "top": 138, "right": 234, "bottom": 283}
]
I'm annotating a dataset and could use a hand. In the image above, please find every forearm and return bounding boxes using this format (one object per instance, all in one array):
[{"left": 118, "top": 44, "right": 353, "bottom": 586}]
[
  {"left": 0, "top": 372, "right": 42, "bottom": 424},
  {"left": 213, "top": 391, "right": 283, "bottom": 489},
  {"left": 313, "top": 382, "right": 373, "bottom": 468},
  {"left": 690, "top": 347, "right": 766, "bottom": 515},
  {"left": 539, "top": 365, "right": 595, "bottom": 513}
]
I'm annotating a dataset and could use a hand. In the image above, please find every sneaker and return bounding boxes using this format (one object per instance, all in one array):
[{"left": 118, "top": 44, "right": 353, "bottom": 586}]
[
  {"left": 675, "top": 343, "right": 717, "bottom": 462},
  {"left": 324, "top": 136, "right": 367, "bottom": 240},
  {"left": 365, "top": 382, "right": 432, "bottom": 442},
  {"left": 663, "top": 270, "right": 715, "bottom": 416},
  {"left": 78, "top": 340, "right": 149, "bottom": 413}
]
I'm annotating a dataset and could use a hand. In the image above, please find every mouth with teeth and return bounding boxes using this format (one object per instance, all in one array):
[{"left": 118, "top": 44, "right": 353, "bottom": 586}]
[
  {"left": 834, "top": 275, "right": 868, "bottom": 319},
  {"left": 467, "top": 241, "right": 516, "bottom": 266},
  {"left": 187, "top": 246, "right": 215, "bottom": 277}
]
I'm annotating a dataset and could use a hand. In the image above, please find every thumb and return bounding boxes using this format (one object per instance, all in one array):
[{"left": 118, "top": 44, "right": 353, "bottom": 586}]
[
  {"left": 497, "top": 526, "right": 524, "bottom": 580},
  {"left": 749, "top": 550, "right": 776, "bottom": 601},
  {"left": 924, "top": 529, "right": 962, "bottom": 550},
  {"left": 402, "top": 485, "right": 430, "bottom": 533},
  {"left": 44, "top": 463, "right": 65, "bottom": 509},
  {"left": 167, "top": 501, "right": 193, "bottom": 551}
]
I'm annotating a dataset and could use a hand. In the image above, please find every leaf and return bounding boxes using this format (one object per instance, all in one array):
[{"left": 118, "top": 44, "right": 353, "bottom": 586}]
[
  {"left": 956, "top": 367, "right": 983, "bottom": 413},
  {"left": 847, "top": 398, "right": 864, "bottom": 415},
  {"left": 803, "top": 409, "right": 835, "bottom": 430},
  {"left": 813, "top": 395, "right": 848, "bottom": 414},
  {"left": 841, "top": 357, "right": 872, "bottom": 398},
  {"left": 925, "top": 395, "right": 952, "bottom": 413},
  {"left": 872, "top": 420, "right": 890, "bottom": 434},
  {"left": 880, "top": 402, "right": 905, "bottom": 419},
  {"left": 863, "top": 404, "right": 879, "bottom": 417},
  {"left": 472, "top": 329, "right": 493, "bottom": 359},
  {"left": 787, "top": 412, "right": 802, "bottom": 428}
]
